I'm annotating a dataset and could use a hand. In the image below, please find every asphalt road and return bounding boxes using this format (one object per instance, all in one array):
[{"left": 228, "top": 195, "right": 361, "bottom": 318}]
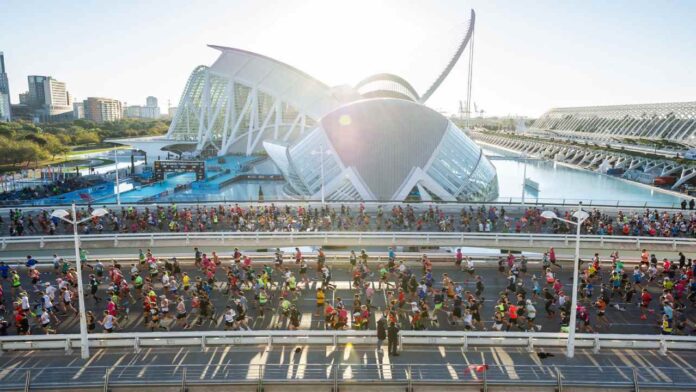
[{"left": 1, "top": 256, "right": 690, "bottom": 336}]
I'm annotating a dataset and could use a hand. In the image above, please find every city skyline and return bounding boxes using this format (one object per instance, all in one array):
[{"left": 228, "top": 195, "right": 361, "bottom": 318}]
[{"left": 1, "top": 0, "right": 695, "bottom": 117}]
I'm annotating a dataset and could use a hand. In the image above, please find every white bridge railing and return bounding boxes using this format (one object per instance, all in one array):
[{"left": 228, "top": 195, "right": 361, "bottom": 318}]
[
  {"left": 2, "top": 330, "right": 695, "bottom": 355},
  {"left": 2, "top": 230, "right": 696, "bottom": 250}
]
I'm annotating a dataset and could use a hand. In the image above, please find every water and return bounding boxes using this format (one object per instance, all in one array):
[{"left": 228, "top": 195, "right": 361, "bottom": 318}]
[
  {"left": 21, "top": 149, "right": 689, "bottom": 207},
  {"left": 484, "top": 145, "right": 685, "bottom": 207}
]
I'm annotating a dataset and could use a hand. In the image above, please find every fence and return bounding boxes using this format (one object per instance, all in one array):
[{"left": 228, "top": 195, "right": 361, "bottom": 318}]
[
  {"left": 1, "top": 363, "right": 695, "bottom": 391},
  {"left": 2, "top": 330, "right": 696, "bottom": 355},
  {"left": 3, "top": 230, "right": 696, "bottom": 252},
  {"left": 0, "top": 198, "right": 691, "bottom": 213}
]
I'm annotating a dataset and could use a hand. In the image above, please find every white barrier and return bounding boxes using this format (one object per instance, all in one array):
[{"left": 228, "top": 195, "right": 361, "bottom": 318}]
[
  {"left": 2, "top": 230, "right": 695, "bottom": 251},
  {"left": 1, "top": 330, "right": 694, "bottom": 355}
]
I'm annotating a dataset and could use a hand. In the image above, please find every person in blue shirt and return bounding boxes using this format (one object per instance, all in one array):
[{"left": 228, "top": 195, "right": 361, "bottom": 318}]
[
  {"left": 25, "top": 255, "right": 37, "bottom": 268},
  {"left": 0, "top": 262, "right": 9, "bottom": 280}
]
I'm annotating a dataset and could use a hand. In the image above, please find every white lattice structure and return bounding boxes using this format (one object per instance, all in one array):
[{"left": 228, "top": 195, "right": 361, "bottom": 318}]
[
  {"left": 532, "top": 102, "right": 696, "bottom": 143},
  {"left": 166, "top": 46, "right": 345, "bottom": 156}
]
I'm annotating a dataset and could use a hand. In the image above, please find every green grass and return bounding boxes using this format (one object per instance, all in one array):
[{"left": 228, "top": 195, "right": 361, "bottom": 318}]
[{"left": 67, "top": 145, "right": 129, "bottom": 156}]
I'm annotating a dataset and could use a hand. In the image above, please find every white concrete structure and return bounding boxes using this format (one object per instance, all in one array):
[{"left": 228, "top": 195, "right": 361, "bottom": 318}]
[{"left": 532, "top": 101, "right": 696, "bottom": 144}]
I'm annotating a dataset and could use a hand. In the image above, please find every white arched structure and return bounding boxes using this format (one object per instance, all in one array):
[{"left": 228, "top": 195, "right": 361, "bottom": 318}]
[
  {"left": 166, "top": 46, "right": 344, "bottom": 156},
  {"left": 532, "top": 102, "right": 696, "bottom": 144}
]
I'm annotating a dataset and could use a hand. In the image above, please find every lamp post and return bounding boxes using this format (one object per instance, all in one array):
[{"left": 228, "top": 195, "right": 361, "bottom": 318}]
[
  {"left": 114, "top": 149, "right": 121, "bottom": 206},
  {"left": 540, "top": 202, "right": 589, "bottom": 359},
  {"left": 521, "top": 153, "right": 527, "bottom": 207},
  {"left": 310, "top": 144, "right": 331, "bottom": 205},
  {"left": 51, "top": 204, "right": 108, "bottom": 359}
]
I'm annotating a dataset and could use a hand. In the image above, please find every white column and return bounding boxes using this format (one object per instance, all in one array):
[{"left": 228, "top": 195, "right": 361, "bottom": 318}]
[{"left": 72, "top": 203, "right": 90, "bottom": 359}]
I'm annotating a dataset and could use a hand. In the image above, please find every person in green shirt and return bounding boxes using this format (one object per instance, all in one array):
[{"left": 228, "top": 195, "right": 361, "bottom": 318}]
[
  {"left": 257, "top": 288, "right": 268, "bottom": 317},
  {"left": 378, "top": 265, "right": 391, "bottom": 290},
  {"left": 134, "top": 274, "right": 144, "bottom": 296},
  {"left": 278, "top": 298, "right": 292, "bottom": 327}
]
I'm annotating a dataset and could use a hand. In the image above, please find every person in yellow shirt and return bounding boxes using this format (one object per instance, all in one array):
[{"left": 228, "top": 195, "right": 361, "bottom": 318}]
[
  {"left": 315, "top": 287, "right": 325, "bottom": 316},
  {"left": 182, "top": 272, "right": 191, "bottom": 296}
]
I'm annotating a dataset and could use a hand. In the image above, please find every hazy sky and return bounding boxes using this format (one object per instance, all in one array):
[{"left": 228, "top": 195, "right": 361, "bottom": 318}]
[{"left": 1, "top": 0, "right": 695, "bottom": 117}]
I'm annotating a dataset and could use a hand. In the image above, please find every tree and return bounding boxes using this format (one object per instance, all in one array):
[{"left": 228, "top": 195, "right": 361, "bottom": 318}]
[
  {"left": 42, "top": 133, "right": 70, "bottom": 159},
  {"left": 74, "top": 129, "right": 101, "bottom": 145}
]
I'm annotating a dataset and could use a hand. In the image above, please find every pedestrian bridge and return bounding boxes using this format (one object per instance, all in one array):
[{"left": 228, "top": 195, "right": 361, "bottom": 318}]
[{"left": 1, "top": 331, "right": 695, "bottom": 390}]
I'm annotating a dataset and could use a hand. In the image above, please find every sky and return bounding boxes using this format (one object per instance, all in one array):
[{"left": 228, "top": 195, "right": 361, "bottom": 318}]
[{"left": 1, "top": 0, "right": 695, "bottom": 117}]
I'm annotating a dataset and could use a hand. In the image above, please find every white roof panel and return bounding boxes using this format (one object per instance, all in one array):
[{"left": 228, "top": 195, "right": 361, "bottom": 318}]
[{"left": 208, "top": 45, "right": 340, "bottom": 119}]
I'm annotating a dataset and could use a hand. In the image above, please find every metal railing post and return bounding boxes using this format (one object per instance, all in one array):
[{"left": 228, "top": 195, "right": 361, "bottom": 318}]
[
  {"left": 258, "top": 364, "right": 265, "bottom": 392},
  {"left": 482, "top": 364, "right": 487, "bottom": 392},
  {"left": 103, "top": 368, "right": 111, "bottom": 392},
  {"left": 24, "top": 370, "right": 30, "bottom": 392},
  {"left": 407, "top": 364, "right": 413, "bottom": 392},
  {"left": 555, "top": 366, "right": 562, "bottom": 392},
  {"left": 181, "top": 367, "right": 187, "bottom": 392},
  {"left": 333, "top": 363, "right": 339, "bottom": 392},
  {"left": 632, "top": 368, "right": 640, "bottom": 392}
]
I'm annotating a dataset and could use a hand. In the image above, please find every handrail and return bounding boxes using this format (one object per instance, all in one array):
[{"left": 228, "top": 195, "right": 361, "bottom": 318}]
[
  {"left": 0, "top": 198, "right": 690, "bottom": 212},
  {"left": 1, "top": 330, "right": 695, "bottom": 354},
  {"left": 3, "top": 363, "right": 696, "bottom": 390},
  {"left": 2, "top": 230, "right": 694, "bottom": 250}
]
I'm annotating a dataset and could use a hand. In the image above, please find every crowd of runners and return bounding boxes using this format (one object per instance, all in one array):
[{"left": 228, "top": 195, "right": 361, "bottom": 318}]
[
  {"left": 0, "top": 243, "right": 694, "bottom": 337},
  {"left": 4, "top": 202, "right": 696, "bottom": 238}
]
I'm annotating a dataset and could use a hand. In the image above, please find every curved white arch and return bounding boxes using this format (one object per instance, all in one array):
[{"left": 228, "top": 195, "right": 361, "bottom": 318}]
[{"left": 419, "top": 9, "right": 476, "bottom": 103}]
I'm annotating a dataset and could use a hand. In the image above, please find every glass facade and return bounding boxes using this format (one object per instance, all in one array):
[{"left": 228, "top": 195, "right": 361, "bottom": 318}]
[
  {"left": 167, "top": 66, "right": 317, "bottom": 153},
  {"left": 267, "top": 110, "right": 498, "bottom": 202},
  {"left": 287, "top": 128, "right": 342, "bottom": 195},
  {"left": 426, "top": 122, "right": 498, "bottom": 201}
]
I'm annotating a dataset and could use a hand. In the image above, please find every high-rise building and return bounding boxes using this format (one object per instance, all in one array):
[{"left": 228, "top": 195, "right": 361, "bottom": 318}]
[
  {"left": 27, "top": 75, "right": 72, "bottom": 121},
  {"left": 73, "top": 101, "right": 84, "bottom": 119},
  {"left": 83, "top": 97, "right": 122, "bottom": 122},
  {"left": 125, "top": 96, "right": 160, "bottom": 119},
  {"left": 27, "top": 75, "right": 47, "bottom": 109},
  {"left": 0, "top": 52, "right": 11, "bottom": 121},
  {"left": 146, "top": 96, "right": 158, "bottom": 108},
  {"left": 0, "top": 94, "right": 10, "bottom": 122}
]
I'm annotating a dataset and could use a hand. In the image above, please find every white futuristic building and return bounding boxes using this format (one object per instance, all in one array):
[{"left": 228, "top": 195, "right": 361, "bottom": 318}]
[
  {"left": 532, "top": 102, "right": 696, "bottom": 143},
  {"left": 113, "top": 9, "right": 497, "bottom": 201},
  {"left": 264, "top": 98, "right": 498, "bottom": 202}
]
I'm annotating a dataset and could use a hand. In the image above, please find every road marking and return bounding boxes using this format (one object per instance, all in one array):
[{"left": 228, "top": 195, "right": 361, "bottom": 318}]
[
  {"left": 72, "top": 349, "right": 103, "bottom": 379},
  {"left": 380, "top": 349, "right": 392, "bottom": 380},
  {"left": 493, "top": 347, "right": 519, "bottom": 380},
  {"left": 0, "top": 362, "right": 22, "bottom": 381},
  {"left": 610, "top": 349, "right": 635, "bottom": 381},
  {"left": 342, "top": 364, "right": 353, "bottom": 380},
  {"left": 246, "top": 348, "right": 268, "bottom": 380},
  {"left": 198, "top": 347, "right": 219, "bottom": 380},
  {"left": 294, "top": 345, "right": 309, "bottom": 379},
  {"left": 211, "top": 346, "right": 230, "bottom": 379},
  {"left": 300, "top": 312, "right": 313, "bottom": 329},
  {"left": 630, "top": 349, "right": 671, "bottom": 382}
]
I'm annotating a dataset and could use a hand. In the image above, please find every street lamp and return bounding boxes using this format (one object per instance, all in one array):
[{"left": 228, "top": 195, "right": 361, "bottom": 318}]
[
  {"left": 540, "top": 203, "right": 589, "bottom": 359},
  {"left": 310, "top": 144, "right": 332, "bottom": 205},
  {"left": 114, "top": 149, "right": 121, "bottom": 206},
  {"left": 51, "top": 204, "right": 108, "bottom": 359}
]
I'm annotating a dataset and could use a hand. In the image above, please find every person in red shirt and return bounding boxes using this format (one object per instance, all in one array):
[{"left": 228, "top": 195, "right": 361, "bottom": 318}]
[
  {"left": 640, "top": 288, "right": 652, "bottom": 320},
  {"left": 506, "top": 304, "right": 518, "bottom": 331}
]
